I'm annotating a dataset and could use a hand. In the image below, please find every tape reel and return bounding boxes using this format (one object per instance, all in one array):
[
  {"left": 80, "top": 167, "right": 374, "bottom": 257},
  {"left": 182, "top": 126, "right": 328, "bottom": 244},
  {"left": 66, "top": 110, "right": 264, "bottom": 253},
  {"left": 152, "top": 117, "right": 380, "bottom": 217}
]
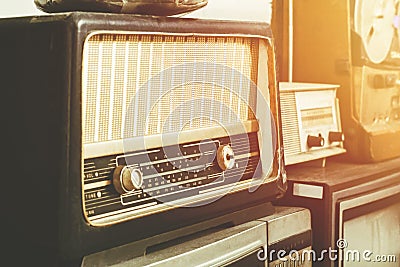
[
  {"left": 354, "top": 0, "right": 397, "bottom": 64},
  {"left": 396, "top": 1, "right": 400, "bottom": 48}
]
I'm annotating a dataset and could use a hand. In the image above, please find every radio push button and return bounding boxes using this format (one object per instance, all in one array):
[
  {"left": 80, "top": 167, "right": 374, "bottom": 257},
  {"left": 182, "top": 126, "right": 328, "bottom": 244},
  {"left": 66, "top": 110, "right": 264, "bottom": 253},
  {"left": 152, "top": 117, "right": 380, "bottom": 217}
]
[
  {"left": 392, "top": 96, "right": 399, "bottom": 107},
  {"left": 371, "top": 74, "right": 398, "bottom": 88},
  {"left": 371, "top": 74, "right": 385, "bottom": 89},
  {"left": 307, "top": 134, "right": 325, "bottom": 148},
  {"left": 385, "top": 74, "right": 397, "bottom": 87},
  {"left": 217, "top": 145, "right": 235, "bottom": 171},
  {"left": 113, "top": 165, "right": 143, "bottom": 194},
  {"left": 328, "top": 131, "right": 345, "bottom": 143}
]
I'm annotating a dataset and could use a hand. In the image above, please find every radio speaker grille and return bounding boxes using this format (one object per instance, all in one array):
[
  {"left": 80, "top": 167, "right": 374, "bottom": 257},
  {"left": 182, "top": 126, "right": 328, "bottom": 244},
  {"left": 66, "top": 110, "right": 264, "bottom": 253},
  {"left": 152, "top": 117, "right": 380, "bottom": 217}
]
[
  {"left": 82, "top": 33, "right": 259, "bottom": 145},
  {"left": 280, "top": 92, "right": 301, "bottom": 155}
]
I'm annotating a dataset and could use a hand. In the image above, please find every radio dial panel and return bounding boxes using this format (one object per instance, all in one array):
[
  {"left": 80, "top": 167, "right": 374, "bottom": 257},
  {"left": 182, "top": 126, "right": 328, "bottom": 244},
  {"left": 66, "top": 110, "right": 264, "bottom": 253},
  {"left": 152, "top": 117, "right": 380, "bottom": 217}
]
[{"left": 84, "top": 133, "right": 262, "bottom": 226}]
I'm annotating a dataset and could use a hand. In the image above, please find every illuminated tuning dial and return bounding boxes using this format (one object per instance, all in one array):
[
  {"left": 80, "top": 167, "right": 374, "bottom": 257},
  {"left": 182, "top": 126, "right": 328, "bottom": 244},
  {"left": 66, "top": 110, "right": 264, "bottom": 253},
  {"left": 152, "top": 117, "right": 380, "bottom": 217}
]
[
  {"left": 217, "top": 144, "right": 235, "bottom": 171},
  {"left": 113, "top": 165, "right": 143, "bottom": 194},
  {"left": 307, "top": 134, "right": 325, "bottom": 148}
]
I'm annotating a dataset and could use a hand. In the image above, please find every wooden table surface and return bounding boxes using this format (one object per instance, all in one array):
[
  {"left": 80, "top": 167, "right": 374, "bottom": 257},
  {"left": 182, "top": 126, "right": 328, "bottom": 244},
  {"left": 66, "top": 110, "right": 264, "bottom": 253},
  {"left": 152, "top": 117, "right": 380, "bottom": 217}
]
[{"left": 285, "top": 156, "right": 400, "bottom": 190}]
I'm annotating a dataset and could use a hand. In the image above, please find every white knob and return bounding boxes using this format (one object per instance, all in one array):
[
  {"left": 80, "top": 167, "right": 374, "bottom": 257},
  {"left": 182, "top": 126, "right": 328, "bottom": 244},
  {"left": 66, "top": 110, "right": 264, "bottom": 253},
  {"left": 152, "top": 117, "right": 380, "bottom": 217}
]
[
  {"left": 113, "top": 166, "right": 143, "bottom": 194},
  {"left": 217, "top": 145, "right": 235, "bottom": 171}
]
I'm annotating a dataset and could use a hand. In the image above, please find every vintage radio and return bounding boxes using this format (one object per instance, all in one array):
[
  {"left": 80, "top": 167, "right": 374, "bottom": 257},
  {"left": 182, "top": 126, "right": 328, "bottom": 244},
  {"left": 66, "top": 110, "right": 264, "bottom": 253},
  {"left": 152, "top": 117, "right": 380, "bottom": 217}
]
[
  {"left": 0, "top": 13, "right": 286, "bottom": 265},
  {"left": 80, "top": 207, "right": 311, "bottom": 267},
  {"left": 279, "top": 82, "right": 346, "bottom": 166},
  {"left": 285, "top": 0, "right": 400, "bottom": 162}
]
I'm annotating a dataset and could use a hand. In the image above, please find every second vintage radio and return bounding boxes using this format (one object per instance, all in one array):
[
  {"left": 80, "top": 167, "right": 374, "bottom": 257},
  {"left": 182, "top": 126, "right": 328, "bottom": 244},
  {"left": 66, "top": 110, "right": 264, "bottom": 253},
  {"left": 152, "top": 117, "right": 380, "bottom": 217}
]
[
  {"left": 0, "top": 13, "right": 285, "bottom": 264},
  {"left": 280, "top": 82, "right": 345, "bottom": 166}
]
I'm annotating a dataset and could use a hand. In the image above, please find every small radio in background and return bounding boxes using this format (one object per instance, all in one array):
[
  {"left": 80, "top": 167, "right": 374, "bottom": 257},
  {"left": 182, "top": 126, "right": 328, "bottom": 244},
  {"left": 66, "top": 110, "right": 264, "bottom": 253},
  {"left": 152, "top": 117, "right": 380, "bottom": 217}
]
[{"left": 280, "top": 82, "right": 346, "bottom": 166}]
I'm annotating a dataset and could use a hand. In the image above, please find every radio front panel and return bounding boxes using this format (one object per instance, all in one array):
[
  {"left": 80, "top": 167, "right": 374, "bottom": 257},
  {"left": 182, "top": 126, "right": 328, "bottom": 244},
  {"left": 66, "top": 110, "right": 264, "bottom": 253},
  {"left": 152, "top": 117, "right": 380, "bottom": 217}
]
[
  {"left": 295, "top": 90, "right": 340, "bottom": 153},
  {"left": 81, "top": 31, "right": 279, "bottom": 226}
]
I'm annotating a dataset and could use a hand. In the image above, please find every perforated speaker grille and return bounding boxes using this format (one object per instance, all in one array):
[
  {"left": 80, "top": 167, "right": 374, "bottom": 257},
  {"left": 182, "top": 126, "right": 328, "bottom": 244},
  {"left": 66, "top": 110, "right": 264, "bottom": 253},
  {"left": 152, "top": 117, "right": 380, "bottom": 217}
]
[
  {"left": 280, "top": 92, "right": 301, "bottom": 155},
  {"left": 82, "top": 33, "right": 259, "bottom": 145}
]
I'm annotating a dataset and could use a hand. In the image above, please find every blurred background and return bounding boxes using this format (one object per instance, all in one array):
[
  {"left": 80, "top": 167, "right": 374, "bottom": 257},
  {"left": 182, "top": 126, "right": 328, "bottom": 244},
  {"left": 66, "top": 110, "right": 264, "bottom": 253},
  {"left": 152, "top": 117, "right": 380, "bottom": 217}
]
[{"left": 0, "top": 0, "right": 44, "bottom": 17}]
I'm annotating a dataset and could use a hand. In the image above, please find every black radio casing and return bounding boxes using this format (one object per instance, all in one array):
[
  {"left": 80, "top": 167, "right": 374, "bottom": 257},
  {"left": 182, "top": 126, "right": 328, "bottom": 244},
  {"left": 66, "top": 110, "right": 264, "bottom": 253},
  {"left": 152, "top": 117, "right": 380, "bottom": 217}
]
[{"left": 0, "top": 13, "right": 285, "bottom": 265}]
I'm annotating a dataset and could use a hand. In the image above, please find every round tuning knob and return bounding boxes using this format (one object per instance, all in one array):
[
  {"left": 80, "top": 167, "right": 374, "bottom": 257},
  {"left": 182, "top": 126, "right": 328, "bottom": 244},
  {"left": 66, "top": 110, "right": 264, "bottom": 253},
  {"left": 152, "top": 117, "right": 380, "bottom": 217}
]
[
  {"left": 328, "top": 131, "right": 345, "bottom": 143},
  {"left": 217, "top": 144, "right": 235, "bottom": 171},
  {"left": 113, "top": 165, "right": 143, "bottom": 194},
  {"left": 307, "top": 134, "right": 325, "bottom": 148}
]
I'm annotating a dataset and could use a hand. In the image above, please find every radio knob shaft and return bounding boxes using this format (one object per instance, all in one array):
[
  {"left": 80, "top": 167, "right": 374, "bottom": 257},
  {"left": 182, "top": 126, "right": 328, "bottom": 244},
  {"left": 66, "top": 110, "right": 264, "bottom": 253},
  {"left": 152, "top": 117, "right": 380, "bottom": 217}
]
[
  {"left": 113, "top": 165, "right": 143, "bottom": 194},
  {"left": 328, "top": 131, "right": 345, "bottom": 143},
  {"left": 217, "top": 145, "right": 235, "bottom": 171},
  {"left": 307, "top": 134, "right": 325, "bottom": 148}
]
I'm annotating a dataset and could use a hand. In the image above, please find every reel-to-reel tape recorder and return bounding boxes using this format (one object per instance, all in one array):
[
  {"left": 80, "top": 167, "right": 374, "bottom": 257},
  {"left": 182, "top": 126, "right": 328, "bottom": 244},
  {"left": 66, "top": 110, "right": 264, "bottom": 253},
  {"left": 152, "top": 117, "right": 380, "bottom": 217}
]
[{"left": 290, "top": 0, "right": 400, "bottom": 162}]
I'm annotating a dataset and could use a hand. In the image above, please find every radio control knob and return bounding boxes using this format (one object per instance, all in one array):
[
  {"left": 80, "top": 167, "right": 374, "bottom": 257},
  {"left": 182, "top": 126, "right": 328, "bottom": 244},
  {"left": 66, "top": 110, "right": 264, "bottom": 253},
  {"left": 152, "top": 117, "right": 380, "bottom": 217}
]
[
  {"left": 307, "top": 134, "right": 325, "bottom": 148},
  {"left": 113, "top": 165, "right": 143, "bottom": 194},
  {"left": 328, "top": 131, "right": 345, "bottom": 143},
  {"left": 371, "top": 74, "right": 385, "bottom": 89},
  {"left": 217, "top": 145, "right": 235, "bottom": 171}
]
